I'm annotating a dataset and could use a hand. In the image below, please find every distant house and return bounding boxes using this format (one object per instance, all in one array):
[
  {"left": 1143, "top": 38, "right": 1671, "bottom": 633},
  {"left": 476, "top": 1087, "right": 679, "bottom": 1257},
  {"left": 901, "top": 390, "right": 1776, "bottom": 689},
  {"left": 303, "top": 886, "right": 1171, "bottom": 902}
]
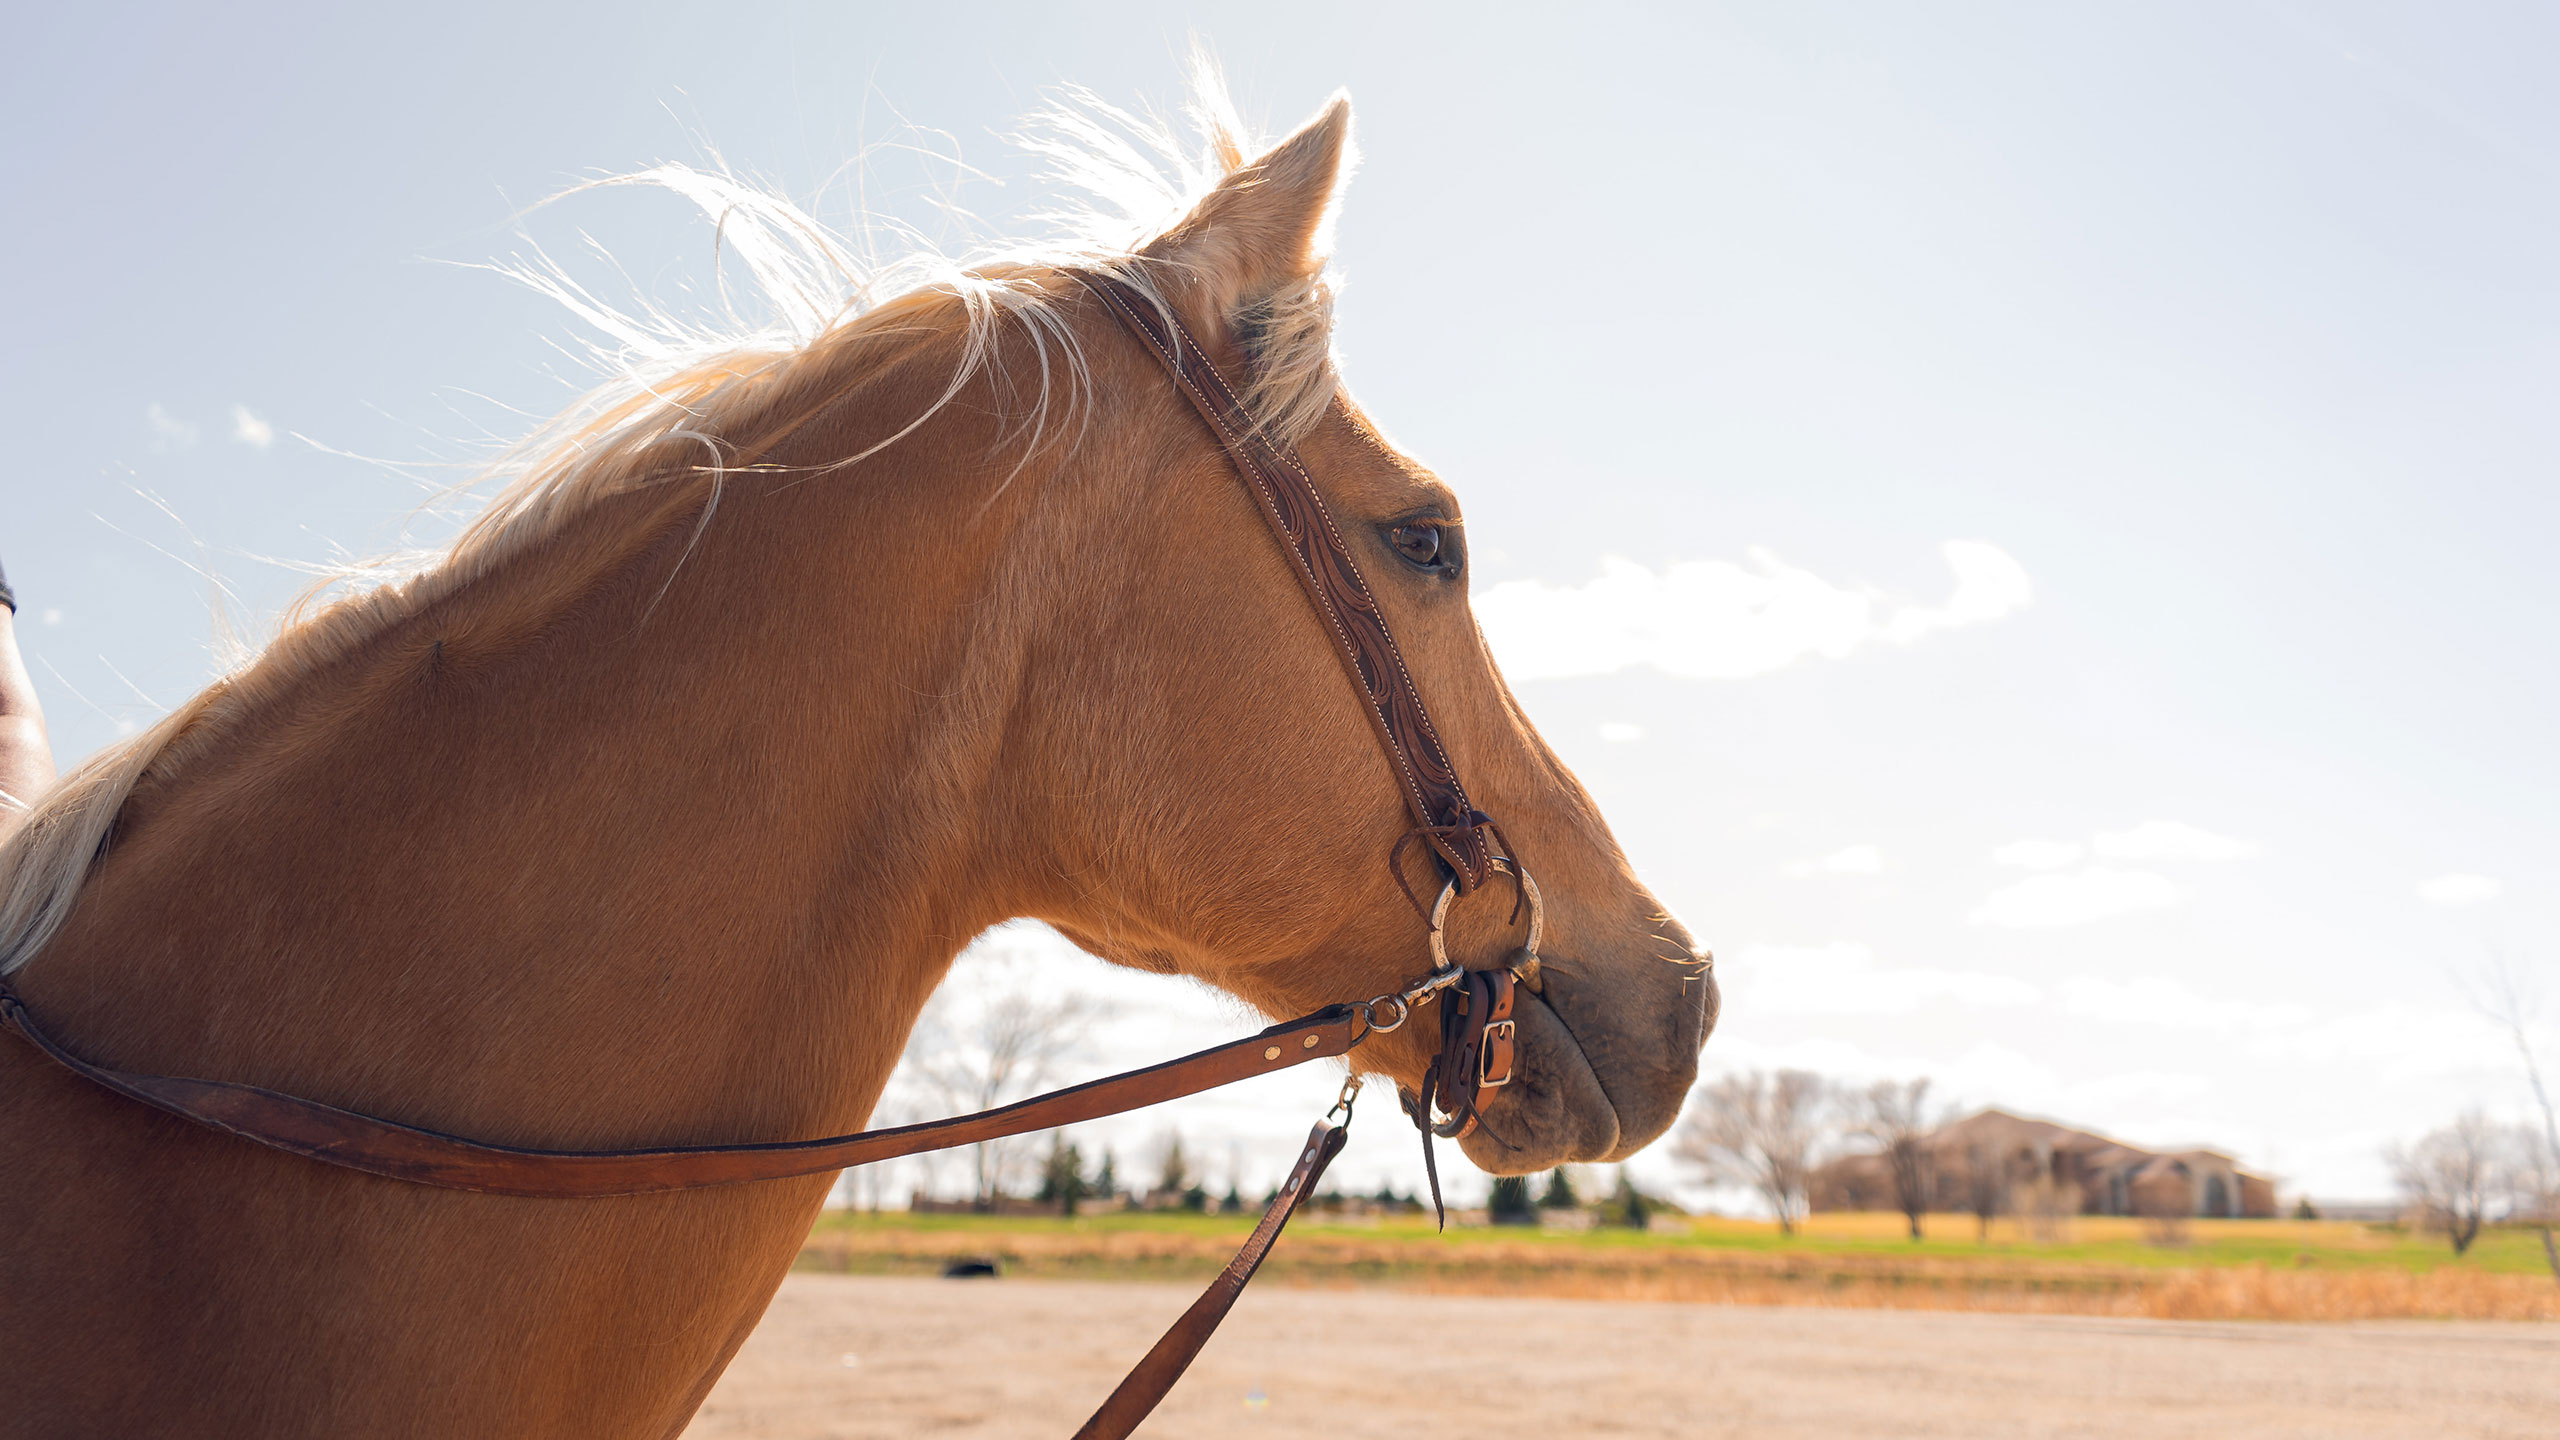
[{"left": 1807, "top": 1108, "right": 2278, "bottom": 1219}]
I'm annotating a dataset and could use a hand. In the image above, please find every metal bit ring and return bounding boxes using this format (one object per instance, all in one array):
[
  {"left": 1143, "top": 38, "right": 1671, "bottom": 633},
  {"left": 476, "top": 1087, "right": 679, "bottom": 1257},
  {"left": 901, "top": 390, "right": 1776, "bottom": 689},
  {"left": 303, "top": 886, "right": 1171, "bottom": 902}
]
[{"left": 1426, "top": 856, "right": 1544, "bottom": 989}]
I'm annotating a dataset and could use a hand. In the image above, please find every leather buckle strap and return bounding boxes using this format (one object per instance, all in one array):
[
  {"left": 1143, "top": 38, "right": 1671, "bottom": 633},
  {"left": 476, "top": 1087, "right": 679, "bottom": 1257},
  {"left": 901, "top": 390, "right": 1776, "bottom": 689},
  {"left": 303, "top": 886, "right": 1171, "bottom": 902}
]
[
  {"left": 1401, "top": 965, "right": 1519, "bottom": 1228},
  {"left": 1478, "top": 1019, "right": 1517, "bottom": 1089},
  {"left": 1429, "top": 967, "right": 1515, "bottom": 1141}
]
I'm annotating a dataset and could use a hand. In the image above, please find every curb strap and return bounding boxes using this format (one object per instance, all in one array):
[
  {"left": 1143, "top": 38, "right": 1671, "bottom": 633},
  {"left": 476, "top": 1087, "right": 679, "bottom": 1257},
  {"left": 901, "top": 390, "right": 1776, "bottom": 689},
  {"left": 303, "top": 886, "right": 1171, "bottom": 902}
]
[
  {"left": 1076, "top": 272, "right": 1500, "bottom": 897},
  {"left": 1073, "top": 1114, "right": 1352, "bottom": 1440},
  {"left": 1430, "top": 968, "right": 1518, "bottom": 1142},
  {"left": 0, "top": 984, "right": 1360, "bottom": 1198},
  {"left": 1403, "top": 967, "right": 1518, "bottom": 1229}
]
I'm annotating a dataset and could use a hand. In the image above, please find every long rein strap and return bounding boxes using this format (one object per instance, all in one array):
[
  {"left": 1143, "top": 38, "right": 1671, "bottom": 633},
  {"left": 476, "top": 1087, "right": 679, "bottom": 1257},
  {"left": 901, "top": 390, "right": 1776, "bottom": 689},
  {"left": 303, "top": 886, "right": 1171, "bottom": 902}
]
[
  {"left": 0, "top": 980, "right": 1364, "bottom": 1440},
  {"left": 0, "top": 985, "right": 1360, "bottom": 1197}
]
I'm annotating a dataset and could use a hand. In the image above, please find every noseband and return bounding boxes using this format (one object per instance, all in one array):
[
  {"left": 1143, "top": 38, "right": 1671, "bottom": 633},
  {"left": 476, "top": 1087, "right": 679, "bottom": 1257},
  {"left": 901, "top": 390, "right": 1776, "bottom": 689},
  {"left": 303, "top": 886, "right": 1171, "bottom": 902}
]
[{"left": 0, "top": 268, "right": 1540, "bottom": 1438}]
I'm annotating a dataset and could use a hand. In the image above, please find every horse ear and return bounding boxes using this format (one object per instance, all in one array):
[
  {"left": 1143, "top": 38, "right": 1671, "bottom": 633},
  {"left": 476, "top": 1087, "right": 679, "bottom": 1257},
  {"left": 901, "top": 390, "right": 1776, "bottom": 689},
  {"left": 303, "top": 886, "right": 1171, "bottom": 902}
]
[{"left": 1144, "top": 93, "right": 1355, "bottom": 326}]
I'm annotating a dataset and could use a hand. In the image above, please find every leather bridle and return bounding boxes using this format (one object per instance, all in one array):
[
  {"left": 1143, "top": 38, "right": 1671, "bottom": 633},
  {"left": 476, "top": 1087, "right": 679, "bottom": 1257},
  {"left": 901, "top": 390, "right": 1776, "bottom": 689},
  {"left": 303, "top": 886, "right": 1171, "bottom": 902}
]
[
  {"left": 0, "top": 268, "right": 1541, "bottom": 1439},
  {"left": 1073, "top": 272, "right": 1540, "bottom": 1153}
]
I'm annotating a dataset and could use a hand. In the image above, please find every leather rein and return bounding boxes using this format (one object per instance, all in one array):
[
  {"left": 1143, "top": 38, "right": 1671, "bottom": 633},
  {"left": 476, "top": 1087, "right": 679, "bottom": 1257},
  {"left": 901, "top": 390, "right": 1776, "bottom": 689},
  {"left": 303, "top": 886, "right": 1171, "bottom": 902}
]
[{"left": 0, "top": 269, "right": 1539, "bottom": 1439}]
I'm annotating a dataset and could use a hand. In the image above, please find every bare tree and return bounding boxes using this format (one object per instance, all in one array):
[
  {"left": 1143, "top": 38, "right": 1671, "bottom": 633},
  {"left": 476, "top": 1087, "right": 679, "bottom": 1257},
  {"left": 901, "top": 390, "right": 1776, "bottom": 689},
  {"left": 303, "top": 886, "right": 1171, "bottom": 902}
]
[
  {"left": 1962, "top": 1142, "right": 2007, "bottom": 1243},
  {"left": 1857, "top": 1078, "right": 1938, "bottom": 1241},
  {"left": 2474, "top": 955, "right": 2560, "bottom": 1283},
  {"left": 2508, "top": 1119, "right": 2559, "bottom": 1230},
  {"left": 2388, "top": 1111, "right": 2505, "bottom": 1256},
  {"left": 1673, "top": 1070, "right": 1831, "bottom": 1234},
  {"left": 900, "top": 971, "right": 1096, "bottom": 1210}
]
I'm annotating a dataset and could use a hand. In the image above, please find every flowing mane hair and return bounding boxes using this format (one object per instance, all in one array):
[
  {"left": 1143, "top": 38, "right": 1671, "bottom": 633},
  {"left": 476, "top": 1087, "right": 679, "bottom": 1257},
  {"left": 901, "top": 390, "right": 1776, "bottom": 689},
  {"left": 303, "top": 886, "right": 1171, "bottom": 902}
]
[{"left": 0, "top": 63, "right": 1353, "bottom": 978}]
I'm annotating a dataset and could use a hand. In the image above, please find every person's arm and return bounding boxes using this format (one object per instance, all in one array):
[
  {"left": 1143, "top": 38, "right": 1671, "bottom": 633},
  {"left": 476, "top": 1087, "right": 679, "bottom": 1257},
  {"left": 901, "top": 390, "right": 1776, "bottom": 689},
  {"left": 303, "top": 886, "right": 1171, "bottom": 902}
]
[{"left": 0, "top": 560, "right": 58, "bottom": 819}]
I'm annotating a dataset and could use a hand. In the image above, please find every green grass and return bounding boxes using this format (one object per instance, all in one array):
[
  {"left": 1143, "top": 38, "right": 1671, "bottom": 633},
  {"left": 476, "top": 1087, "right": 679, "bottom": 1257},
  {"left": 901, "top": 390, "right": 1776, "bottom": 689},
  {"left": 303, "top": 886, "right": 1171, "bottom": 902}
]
[{"left": 808, "top": 1207, "right": 2559, "bottom": 1278}]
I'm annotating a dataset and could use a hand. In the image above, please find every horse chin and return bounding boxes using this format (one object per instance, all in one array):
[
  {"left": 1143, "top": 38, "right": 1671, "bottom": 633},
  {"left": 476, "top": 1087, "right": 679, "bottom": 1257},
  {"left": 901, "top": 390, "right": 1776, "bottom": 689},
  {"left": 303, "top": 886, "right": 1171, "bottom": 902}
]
[{"left": 1455, "top": 956, "right": 1719, "bottom": 1175}]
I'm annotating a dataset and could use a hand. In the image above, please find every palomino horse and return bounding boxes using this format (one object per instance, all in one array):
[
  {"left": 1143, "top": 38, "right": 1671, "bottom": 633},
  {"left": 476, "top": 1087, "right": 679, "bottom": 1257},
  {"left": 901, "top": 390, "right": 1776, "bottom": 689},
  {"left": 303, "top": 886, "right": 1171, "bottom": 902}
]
[{"left": 0, "top": 86, "right": 1715, "bottom": 1436}]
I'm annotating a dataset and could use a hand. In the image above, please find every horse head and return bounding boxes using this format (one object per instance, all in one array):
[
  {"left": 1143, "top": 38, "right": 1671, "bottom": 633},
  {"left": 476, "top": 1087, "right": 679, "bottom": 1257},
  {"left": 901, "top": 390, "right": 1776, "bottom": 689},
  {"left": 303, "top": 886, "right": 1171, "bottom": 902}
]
[{"left": 985, "top": 97, "right": 1719, "bottom": 1172}]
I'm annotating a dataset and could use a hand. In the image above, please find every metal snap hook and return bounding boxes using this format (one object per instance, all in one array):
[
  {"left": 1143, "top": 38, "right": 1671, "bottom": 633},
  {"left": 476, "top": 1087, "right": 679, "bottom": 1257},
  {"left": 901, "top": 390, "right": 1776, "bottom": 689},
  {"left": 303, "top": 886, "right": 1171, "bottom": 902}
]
[
  {"left": 1325, "top": 1075, "right": 1364, "bottom": 1124},
  {"left": 1359, "top": 994, "right": 1411, "bottom": 1035}
]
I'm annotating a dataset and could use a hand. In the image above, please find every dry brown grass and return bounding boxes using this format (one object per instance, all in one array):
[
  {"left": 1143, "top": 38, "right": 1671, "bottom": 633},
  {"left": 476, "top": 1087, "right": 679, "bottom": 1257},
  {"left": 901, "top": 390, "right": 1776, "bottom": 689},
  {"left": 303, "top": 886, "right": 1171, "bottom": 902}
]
[{"left": 797, "top": 1224, "right": 2560, "bottom": 1322}]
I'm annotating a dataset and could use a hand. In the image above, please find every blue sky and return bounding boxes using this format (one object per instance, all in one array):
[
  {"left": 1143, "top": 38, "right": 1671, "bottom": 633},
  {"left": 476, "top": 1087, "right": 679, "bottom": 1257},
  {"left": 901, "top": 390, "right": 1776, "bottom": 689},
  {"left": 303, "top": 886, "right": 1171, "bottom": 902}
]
[{"left": 7, "top": 3, "right": 2555, "bottom": 1203}]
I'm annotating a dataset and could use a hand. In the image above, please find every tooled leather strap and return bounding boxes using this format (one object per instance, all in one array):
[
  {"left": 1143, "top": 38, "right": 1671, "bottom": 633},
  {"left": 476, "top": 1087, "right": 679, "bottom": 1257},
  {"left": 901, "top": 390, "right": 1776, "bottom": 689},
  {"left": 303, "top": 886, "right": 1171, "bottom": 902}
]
[
  {"left": 1073, "top": 1116, "right": 1350, "bottom": 1440},
  {"left": 0, "top": 983, "right": 1359, "bottom": 1197},
  {"left": 1077, "top": 272, "right": 1499, "bottom": 897}
]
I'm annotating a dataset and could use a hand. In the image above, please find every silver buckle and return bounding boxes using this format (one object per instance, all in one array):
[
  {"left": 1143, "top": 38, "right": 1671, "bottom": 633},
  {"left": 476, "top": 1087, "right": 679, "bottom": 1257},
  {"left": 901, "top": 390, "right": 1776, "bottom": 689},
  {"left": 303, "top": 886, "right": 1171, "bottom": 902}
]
[{"left": 1478, "top": 1019, "right": 1516, "bottom": 1087}]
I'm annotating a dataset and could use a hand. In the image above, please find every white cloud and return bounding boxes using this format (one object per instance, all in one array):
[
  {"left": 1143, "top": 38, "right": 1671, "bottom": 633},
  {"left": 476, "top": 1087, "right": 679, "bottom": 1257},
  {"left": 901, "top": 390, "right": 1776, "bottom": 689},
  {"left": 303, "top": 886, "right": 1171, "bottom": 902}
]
[
  {"left": 1879, "top": 541, "right": 2035, "bottom": 642},
  {"left": 1597, "top": 721, "right": 1644, "bottom": 743},
  {"left": 2093, "top": 820, "right": 2261, "bottom": 863},
  {"left": 2065, "top": 1070, "right": 2212, "bottom": 1107},
  {"left": 2417, "top": 873, "right": 2501, "bottom": 907},
  {"left": 2055, "top": 975, "right": 2312, "bottom": 1032},
  {"left": 40, "top": 608, "right": 61, "bottom": 626},
  {"left": 145, "top": 403, "right": 198, "bottom": 452},
  {"left": 1991, "top": 838, "right": 2084, "bottom": 871},
  {"left": 1969, "top": 867, "right": 2179, "bottom": 929},
  {"left": 1786, "top": 843, "right": 1884, "bottom": 877},
  {"left": 2243, "top": 1007, "right": 2510, "bottom": 1082},
  {"left": 1930, "top": 1045, "right": 2209, "bottom": 1121},
  {"left": 230, "top": 404, "right": 274, "bottom": 448},
  {"left": 1726, "top": 941, "right": 2040, "bottom": 1016},
  {"left": 1475, "top": 540, "right": 2030, "bottom": 682}
]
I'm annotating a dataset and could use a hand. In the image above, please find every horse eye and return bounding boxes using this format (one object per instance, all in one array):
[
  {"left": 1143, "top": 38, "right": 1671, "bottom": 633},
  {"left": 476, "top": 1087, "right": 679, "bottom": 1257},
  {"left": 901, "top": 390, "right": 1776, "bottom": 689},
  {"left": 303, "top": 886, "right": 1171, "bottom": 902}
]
[{"left": 1389, "top": 524, "right": 1443, "bottom": 568}]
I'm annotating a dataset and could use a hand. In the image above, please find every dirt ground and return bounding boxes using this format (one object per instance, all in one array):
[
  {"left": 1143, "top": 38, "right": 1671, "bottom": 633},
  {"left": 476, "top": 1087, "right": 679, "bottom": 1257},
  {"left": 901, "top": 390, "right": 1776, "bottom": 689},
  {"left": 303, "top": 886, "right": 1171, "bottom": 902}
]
[{"left": 686, "top": 1274, "right": 2560, "bottom": 1438}]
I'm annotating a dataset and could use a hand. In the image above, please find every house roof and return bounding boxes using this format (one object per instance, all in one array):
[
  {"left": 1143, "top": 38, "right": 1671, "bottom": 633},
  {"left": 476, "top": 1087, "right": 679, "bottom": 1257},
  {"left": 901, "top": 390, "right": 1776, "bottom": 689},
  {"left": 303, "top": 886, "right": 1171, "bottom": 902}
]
[{"left": 1904, "top": 1109, "right": 2264, "bottom": 1181}]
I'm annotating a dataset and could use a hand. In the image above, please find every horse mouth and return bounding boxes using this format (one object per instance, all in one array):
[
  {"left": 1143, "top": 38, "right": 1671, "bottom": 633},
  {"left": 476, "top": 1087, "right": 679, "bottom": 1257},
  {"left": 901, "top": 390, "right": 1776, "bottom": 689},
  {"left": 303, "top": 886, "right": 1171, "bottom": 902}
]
[{"left": 1455, "top": 951, "right": 1717, "bottom": 1174}]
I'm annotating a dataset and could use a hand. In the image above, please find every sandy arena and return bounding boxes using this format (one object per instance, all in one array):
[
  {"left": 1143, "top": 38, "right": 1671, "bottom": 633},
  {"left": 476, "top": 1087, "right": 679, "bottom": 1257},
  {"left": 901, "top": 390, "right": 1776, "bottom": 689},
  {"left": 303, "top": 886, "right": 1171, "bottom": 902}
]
[{"left": 686, "top": 1274, "right": 2560, "bottom": 1438}]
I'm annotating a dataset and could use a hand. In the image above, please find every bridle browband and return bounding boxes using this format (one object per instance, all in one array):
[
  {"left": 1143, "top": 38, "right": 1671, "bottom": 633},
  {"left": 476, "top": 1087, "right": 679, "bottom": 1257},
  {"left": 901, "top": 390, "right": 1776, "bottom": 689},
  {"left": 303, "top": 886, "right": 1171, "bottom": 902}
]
[{"left": 0, "top": 268, "right": 1540, "bottom": 1440}]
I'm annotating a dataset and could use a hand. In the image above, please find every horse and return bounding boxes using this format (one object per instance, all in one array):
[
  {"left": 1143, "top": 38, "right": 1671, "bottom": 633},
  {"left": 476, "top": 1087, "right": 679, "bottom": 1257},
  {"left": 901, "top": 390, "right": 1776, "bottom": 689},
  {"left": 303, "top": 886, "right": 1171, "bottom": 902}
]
[{"left": 0, "top": 81, "right": 1716, "bottom": 1437}]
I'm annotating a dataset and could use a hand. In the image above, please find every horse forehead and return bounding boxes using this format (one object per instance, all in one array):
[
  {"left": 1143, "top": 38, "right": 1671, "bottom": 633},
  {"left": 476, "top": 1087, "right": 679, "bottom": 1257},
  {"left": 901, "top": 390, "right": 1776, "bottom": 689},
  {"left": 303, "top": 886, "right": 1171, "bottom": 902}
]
[{"left": 1300, "top": 399, "right": 1457, "bottom": 515}]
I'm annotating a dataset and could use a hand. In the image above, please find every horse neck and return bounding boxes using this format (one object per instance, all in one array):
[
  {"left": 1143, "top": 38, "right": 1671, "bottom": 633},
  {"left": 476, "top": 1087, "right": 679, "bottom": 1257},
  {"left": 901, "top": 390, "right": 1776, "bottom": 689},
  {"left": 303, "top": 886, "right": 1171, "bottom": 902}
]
[{"left": 24, "top": 392, "right": 1055, "bottom": 1149}]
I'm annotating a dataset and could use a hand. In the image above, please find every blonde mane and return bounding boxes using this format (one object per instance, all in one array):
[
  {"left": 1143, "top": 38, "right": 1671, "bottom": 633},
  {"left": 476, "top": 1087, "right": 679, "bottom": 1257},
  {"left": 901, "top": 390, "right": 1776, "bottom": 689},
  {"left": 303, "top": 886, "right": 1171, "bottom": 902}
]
[{"left": 0, "top": 65, "right": 1347, "bottom": 978}]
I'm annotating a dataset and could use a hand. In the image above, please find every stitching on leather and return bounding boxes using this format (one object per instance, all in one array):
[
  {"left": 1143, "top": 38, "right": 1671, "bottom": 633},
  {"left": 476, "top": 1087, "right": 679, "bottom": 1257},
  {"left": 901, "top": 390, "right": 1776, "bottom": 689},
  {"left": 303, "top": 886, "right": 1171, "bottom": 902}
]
[
  {"left": 1150, "top": 296, "right": 1468, "bottom": 829},
  {"left": 1142, "top": 295, "right": 1484, "bottom": 879},
  {"left": 1192, "top": 372, "right": 1448, "bottom": 829},
  {"left": 1092, "top": 281, "right": 1446, "bottom": 830}
]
